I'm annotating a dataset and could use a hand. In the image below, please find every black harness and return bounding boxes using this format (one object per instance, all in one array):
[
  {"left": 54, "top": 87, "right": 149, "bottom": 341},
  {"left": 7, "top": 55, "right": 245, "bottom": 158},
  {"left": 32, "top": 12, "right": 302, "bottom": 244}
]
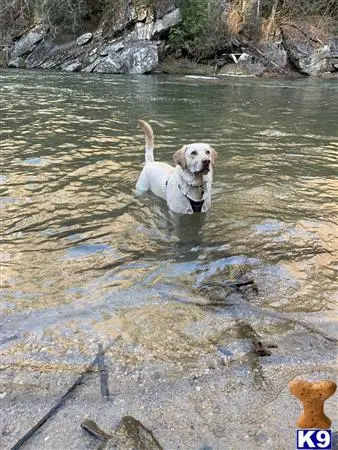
[
  {"left": 186, "top": 197, "right": 204, "bottom": 213},
  {"left": 166, "top": 180, "right": 205, "bottom": 213}
]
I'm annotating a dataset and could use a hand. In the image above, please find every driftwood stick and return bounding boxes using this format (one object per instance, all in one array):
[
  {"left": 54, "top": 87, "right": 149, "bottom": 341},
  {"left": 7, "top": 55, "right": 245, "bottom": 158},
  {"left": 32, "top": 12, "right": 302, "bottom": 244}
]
[
  {"left": 10, "top": 337, "right": 120, "bottom": 450},
  {"left": 81, "top": 418, "right": 111, "bottom": 441},
  {"left": 97, "top": 343, "right": 110, "bottom": 400}
]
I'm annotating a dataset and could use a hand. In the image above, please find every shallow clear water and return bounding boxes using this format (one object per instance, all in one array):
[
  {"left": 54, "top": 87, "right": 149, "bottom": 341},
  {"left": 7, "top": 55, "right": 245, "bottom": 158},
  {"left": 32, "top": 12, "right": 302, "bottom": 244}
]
[{"left": 1, "top": 69, "right": 337, "bottom": 371}]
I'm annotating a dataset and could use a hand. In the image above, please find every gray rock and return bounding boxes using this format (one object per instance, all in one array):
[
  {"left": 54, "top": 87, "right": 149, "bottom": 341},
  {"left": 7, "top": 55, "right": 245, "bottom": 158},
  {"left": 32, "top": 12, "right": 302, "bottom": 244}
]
[
  {"left": 100, "top": 40, "right": 124, "bottom": 56},
  {"left": 76, "top": 32, "right": 93, "bottom": 46},
  {"left": 87, "top": 54, "right": 98, "bottom": 64},
  {"left": 328, "top": 38, "right": 338, "bottom": 57},
  {"left": 260, "top": 42, "right": 288, "bottom": 69},
  {"left": 40, "top": 59, "right": 59, "bottom": 69},
  {"left": 94, "top": 29, "right": 103, "bottom": 38},
  {"left": 8, "top": 57, "right": 25, "bottom": 68},
  {"left": 124, "top": 9, "right": 181, "bottom": 44},
  {"left": 94, "top": 54, "right": 123, "bottom": 73},
  {"left": 245, "top": 62, "right": 266, "bottom": 76},
  {"left": 61, "top": 59, "right": 82, "bottom": 72},
  {"left": 89, "top": 47, "right": 98, "bottom": 56},
  {"left": 25, "top": 39, "right": 55, "bottom": 69},
  {"left": 12, "top": 25, "right": 47, "bottom": 57},
  {"left": 238, "top": 52, "right": 253, "bottom": 63},
  {"left": 82, "top": 57, "right": 102, "bottom": 73},
  {"left": 289, "top": 42, "right": 337, "bottom": 76},
  {"left": 125, "top": 22, "right": 154, "bottom": 42},
  {"left": 281, "top": 25, "right": 337, "bottom": 75},
  {"left": 122, "top": 42, "right": 158, "bottom": 74},
  {"left": 93, "top": 42, "right": 158, "bottom": 74},
  {"left": 219, "top": 62, "right": 264, "bottom": 77},
  {"left": 297, "top": 46, "right": 329, "bottom": 75},
  {"left": 152, "top": 8, "right": 181, "bottom": 36}
]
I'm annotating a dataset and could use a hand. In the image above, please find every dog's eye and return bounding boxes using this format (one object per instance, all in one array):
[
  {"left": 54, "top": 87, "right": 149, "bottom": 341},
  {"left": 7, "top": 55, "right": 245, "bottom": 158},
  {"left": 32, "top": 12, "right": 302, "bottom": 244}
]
[
  {"left": 206, "top": 150, "right": 210, "bottom": 155},
  {"left": 191, "top": 151, "right": 197, "bottom": 156}
]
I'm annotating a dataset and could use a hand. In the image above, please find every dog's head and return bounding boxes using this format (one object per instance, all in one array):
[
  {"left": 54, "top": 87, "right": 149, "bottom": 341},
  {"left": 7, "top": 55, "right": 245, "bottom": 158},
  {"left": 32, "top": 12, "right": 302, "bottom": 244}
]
[{"left": 173, "top": 143, "right": 217, "bottom": 175}]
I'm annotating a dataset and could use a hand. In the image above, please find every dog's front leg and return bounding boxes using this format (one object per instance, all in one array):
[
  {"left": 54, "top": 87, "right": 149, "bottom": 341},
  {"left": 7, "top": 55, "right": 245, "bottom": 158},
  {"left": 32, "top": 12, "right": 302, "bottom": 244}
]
[{"left": 201, "top": 199, "right": 211, "bottom": 213}]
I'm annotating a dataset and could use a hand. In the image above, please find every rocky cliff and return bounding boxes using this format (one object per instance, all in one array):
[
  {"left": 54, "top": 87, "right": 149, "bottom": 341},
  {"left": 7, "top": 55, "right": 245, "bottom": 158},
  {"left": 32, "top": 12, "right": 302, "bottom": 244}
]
[
  {"left": 1, "top": 0, "right": 337, "bottom": 78},
  {"left": 6, "top": 3, "right": 181, "bottom": 74}
]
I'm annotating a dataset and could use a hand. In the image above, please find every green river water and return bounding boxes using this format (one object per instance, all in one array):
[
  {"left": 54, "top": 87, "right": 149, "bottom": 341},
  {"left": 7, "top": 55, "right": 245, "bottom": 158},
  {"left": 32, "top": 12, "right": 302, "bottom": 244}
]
[{"left": 0, "top": 70, "right": 337, "bottom": 450}]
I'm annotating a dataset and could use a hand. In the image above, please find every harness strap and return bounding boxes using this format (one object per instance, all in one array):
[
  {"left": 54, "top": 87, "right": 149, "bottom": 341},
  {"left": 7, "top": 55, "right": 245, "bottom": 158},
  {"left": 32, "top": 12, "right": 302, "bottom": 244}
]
[
  {"left": 178, "top": 183, "right": 205, "bottom": 213},
  {"left": 187, "top": 198, "right": 204, "bottom": 212}
]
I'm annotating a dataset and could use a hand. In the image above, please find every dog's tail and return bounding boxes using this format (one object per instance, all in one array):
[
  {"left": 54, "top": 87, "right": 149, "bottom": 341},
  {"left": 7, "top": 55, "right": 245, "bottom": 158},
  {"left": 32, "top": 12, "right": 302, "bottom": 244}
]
[{"left": 138, "top": 119, "right": 154, "bottom": 163}]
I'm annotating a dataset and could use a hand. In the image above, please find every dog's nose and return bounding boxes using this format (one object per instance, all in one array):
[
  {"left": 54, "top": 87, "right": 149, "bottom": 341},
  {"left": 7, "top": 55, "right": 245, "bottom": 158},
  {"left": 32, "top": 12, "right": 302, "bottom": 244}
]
[{"left": 202, "top": 159, "right": 210, "bottom": 166}]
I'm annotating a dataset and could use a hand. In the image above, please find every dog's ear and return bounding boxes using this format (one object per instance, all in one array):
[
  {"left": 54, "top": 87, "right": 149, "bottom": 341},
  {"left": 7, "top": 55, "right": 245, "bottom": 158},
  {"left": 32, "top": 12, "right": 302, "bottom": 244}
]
[
  {"left": 209, "top": 146, "right": 218, "bottom": 165},
  {"left": 173, "top": 145, "right": 187, "bottom": 169}
]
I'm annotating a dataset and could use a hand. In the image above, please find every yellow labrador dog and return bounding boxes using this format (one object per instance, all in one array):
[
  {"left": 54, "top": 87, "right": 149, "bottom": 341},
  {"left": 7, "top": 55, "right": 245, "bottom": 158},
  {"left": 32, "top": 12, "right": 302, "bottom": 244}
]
[{"left": 136, "top": 120, "right": 217, "bottom": 214}]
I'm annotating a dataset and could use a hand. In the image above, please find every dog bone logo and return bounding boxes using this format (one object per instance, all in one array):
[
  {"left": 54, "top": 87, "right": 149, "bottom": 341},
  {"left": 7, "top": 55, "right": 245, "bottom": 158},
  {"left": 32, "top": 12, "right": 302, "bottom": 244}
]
[{"left": 289, "top": 378, "right": 337, "bottom": 429}]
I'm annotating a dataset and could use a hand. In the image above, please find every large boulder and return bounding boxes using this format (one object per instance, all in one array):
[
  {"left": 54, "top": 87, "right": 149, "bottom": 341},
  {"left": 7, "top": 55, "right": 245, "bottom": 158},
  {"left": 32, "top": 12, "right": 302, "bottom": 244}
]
[
  {"left": 25, "top": 39, "right": 55, "bottom": 68},
  {"left": 12, "top": 25, "right": 47, "bottom": 58},
  {"left": 259, "top": 42, "right": 288, "bottom": 69},
  {"left": 281, "top": 25, "right": 337, "bottom": 75},
  {"left": 94, "top": 54, "right": 123, "bottom": 73},
  {"left": 100, "top": 39, "right": 124, "bottom": 56},
  {"left": 93, "top": 42, "right": 158, "bottom": 74},
  {"left": 122, "top": 42, "right": 158, "bottom": 73},
  {"left": 297, "top": 46, "right": 331, "bottom": 76}
]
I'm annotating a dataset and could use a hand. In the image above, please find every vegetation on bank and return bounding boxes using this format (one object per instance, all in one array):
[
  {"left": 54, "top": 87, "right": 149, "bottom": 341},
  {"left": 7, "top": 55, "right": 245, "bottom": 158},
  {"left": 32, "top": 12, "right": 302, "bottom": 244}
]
[
  {"left": 1, "top": 0, "right": 337, "bottom": 58},
  {"left": 170, "top": 0, "right": 337, "bottom": 60}
]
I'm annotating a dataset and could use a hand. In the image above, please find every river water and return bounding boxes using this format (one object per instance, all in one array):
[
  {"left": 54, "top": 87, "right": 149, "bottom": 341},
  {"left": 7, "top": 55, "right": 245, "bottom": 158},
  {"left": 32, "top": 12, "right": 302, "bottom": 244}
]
[{"left": 0, "top": 70, "right": 337, "bottom": 449}]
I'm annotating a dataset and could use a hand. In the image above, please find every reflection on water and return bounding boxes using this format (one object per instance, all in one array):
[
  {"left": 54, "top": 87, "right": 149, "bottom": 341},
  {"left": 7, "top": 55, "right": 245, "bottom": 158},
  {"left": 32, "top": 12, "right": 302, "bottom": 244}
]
[{"left": 0, "top": 70, "right": 337, "bottom": 374}]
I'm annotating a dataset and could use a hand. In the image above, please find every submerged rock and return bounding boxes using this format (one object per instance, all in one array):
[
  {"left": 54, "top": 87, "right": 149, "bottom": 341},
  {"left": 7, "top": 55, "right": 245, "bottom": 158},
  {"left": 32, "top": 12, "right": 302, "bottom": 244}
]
[
  {"left": 81, "top": 416, "right": 163, "bottom": 449},
  {"left": 113, "top": 416, "right": 163, "bottom": 450}
]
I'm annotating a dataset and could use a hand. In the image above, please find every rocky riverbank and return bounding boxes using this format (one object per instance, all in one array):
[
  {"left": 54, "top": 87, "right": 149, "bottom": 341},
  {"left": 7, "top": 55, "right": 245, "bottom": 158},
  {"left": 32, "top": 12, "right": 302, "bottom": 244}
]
[{"left": 1, "top": 1, "right": 337, "bottom": 79}]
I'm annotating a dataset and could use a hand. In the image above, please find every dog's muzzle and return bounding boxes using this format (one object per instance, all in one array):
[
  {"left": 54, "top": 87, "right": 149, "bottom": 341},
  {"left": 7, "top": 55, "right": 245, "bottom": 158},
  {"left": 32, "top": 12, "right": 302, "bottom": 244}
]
[{"left": 195, "top": 159, "right": 210, "bottom": 175}]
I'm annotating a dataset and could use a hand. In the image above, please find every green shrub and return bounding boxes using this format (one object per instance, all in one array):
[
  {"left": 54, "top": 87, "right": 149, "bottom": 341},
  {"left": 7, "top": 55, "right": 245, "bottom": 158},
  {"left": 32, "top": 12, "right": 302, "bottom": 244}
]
[{"left": 169, "top": 0, "right": 232, "bottom": 61}]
